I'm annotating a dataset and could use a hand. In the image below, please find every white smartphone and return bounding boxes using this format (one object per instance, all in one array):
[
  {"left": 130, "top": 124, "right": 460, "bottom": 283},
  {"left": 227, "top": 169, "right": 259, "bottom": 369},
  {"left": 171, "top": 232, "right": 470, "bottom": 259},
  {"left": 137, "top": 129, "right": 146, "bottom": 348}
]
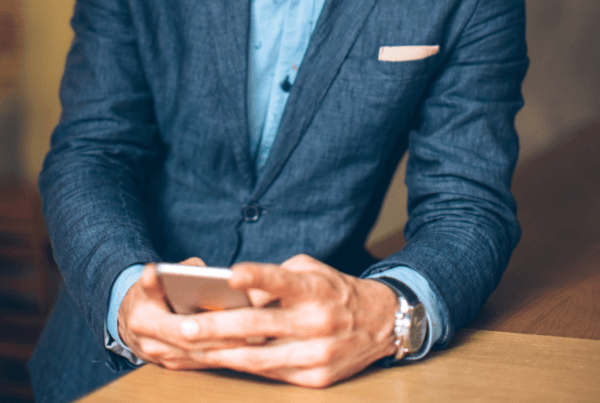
[{"left": 156, "top": 263, "right": 250, "bottom": 314}]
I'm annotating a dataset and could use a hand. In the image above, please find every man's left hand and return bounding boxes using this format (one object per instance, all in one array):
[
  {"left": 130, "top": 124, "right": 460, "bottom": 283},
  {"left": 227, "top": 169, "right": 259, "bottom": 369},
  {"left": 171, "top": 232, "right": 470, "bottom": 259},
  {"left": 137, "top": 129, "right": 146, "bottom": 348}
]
[{"left": 182, "top": 254, "right": 399, "bottom": 388}]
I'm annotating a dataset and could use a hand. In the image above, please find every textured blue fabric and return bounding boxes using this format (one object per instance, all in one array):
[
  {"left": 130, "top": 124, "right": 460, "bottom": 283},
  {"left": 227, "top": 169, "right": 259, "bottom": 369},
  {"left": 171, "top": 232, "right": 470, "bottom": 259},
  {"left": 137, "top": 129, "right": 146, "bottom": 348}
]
[
  {"left": 105, "top": 0, "right": 444, "bottom": 364},
  {"left": 106, "top": 0, "right": 329, "bottom": 360},
  {"left": 30, "top": 0, "right": 528, "bottom": 401},
  {"left": 28, "top": 286, "right": 133, "bottom": 403}
]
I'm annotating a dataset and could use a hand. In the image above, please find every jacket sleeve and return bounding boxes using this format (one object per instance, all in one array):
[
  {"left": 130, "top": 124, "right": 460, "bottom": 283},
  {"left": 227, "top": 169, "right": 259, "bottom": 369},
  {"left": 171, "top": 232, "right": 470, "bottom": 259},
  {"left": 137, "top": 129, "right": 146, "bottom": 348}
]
[
  {"left": 362, "top": 0, "right": 529, "bottom": 346},
  {"left": 39, "top": 0, "right": 161, "bottom": 367}
]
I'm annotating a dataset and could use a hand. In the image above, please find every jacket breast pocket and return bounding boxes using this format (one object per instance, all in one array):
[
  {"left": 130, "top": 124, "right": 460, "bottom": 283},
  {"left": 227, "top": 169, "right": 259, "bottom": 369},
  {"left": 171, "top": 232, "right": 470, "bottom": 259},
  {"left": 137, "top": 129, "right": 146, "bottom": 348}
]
[{"left": 337, "top": 54, "right": 439, "bottom": 83}]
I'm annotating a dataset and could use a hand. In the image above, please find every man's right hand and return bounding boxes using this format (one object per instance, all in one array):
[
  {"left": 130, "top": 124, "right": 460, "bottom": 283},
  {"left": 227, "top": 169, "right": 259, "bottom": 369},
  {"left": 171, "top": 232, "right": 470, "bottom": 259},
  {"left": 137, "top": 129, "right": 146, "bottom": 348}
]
[{"left": 117, "top": 257, "right": 249, "bottom": 370}]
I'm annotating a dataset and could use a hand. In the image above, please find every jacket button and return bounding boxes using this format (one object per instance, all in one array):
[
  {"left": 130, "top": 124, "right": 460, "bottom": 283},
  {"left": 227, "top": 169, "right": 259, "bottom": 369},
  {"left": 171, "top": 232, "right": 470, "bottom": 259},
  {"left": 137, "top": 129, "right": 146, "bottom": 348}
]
[{"left": 242, "top": 205, "right": 261, "bottom": 222}]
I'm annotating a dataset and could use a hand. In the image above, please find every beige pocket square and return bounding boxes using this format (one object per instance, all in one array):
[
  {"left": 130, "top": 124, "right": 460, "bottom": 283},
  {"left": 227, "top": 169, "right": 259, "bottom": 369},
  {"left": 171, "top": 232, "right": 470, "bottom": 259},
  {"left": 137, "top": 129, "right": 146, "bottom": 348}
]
[{"left": 378, "top": 45, "right": 440, "bottom": 62}]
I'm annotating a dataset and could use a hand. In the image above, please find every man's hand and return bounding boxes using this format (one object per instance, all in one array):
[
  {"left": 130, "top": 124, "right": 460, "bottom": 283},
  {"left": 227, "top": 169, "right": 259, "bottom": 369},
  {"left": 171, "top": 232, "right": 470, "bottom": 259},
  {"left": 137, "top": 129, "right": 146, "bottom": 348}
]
[
  {"left": 184, "top": 254, "right": 400, "bottom": 388},
  {"left": 117, "top": 257, "right": 250, "bottom": 370},
  {"left": 118, "top": 254, "right": 399, "bottom": 387}
]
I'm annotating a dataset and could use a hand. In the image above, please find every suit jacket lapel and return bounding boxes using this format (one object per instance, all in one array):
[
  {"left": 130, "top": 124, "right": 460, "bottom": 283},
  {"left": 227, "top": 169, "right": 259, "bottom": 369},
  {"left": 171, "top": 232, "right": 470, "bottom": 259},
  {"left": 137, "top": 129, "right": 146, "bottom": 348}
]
[
  {"left": 205, "top": 1, "right": 254, "bottom": 185},
  {"left": 250, "top": 0, "right": 379, "bottom": 201}
]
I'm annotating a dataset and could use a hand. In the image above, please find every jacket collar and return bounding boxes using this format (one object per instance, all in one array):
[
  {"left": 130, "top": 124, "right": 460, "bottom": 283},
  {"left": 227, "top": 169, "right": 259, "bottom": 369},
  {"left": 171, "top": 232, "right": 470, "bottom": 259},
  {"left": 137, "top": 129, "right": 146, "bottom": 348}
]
[{"left": 205, "top": 1, "right": 253, "bottom": 185}]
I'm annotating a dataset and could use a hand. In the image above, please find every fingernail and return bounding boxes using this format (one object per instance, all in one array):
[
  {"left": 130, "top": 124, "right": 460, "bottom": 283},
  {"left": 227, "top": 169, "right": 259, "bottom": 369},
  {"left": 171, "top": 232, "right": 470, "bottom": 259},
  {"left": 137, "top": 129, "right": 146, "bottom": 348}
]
[{"left": 181, "top": 321, "right": 198, "bottom": 336}]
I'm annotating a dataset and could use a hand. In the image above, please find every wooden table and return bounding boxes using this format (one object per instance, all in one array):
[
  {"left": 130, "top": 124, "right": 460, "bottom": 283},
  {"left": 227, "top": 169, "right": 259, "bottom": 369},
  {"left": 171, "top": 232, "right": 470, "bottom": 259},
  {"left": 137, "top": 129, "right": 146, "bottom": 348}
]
[
  {"left": 79, "top": 330, "right": 599, "bottom": 403},
  {"left": 79, "top": 124, "right": 600, "bottom": 402}
]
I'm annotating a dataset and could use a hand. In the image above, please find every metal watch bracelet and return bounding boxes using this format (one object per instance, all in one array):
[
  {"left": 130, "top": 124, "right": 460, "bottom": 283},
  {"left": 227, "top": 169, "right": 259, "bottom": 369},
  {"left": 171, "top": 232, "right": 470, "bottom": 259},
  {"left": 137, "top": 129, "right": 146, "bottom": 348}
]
[{"left": 373, "top": 277, "right": 428, "bottom": 361}]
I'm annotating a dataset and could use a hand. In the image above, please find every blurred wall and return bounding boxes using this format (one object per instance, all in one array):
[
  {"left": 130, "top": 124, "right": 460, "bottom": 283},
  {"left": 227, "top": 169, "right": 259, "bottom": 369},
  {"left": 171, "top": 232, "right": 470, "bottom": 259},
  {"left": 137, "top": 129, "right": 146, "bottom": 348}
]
[
  {"left": 516, "top": 0, "right": 600, "bottom": 159},
  {"left": 19, "top": 0, "right": 75, "bottom": 181},
  {"left": 5, "top": 0, "right": 599, "bottom": 243},
  {"left": 0, "top": 0, "right": 24, "bottom": 177}
]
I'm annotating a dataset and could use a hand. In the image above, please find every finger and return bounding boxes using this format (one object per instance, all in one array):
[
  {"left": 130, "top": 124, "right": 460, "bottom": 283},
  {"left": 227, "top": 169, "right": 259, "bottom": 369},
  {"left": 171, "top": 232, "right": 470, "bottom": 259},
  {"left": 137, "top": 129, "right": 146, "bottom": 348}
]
[
  {"left": 280, "top": 254, "right": 324, "bottom": 273},
  {"left": 124, "top": 284, "right": 276, "bottom": 350},
  {"left": 129, "top": 337, "right": 214, "bottom": 371},
  {"left": 179, "top": 257, "right": 206, "bottom": 267},
  {"left": 177, "top": 309, "right": 291, "bottom": 343},
  {"left": 200, "top": 338, "right": 338, "bottom": 373},
  {"left": 230, "top": 263, "right": 311, "bottom": 301},
  {"left": 159, "top": 358, "right": 212, "bottom": 371},
  {"left": 258, "top": 349, "right": 371, "bottom": 389},
  {"left": 261, "top": 366, "right": 347, "bottom": 389},
  {"left": 246, "top": 289, "right": 279, "bottom": 307},
  {"left": 131, "top": 337, "right": 186, "bottom": 363},
  {"left": 153, "top": 306, "right": 330, "bottom": 347},
  {"left": 130, "top": 310, "right": 256, "bottom": 349}
]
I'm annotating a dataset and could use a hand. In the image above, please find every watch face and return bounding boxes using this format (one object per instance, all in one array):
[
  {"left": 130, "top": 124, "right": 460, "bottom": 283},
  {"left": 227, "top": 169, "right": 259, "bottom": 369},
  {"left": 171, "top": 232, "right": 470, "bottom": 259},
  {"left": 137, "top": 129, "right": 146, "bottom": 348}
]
[{"left": 408, "top": 304, "right": 427, "bottom": 353}]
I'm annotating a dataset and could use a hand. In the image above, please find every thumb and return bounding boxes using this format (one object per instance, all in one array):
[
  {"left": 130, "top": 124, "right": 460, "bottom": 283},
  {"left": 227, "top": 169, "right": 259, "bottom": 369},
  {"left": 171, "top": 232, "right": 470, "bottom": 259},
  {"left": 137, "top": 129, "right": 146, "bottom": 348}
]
[{"left": 140, "top": 263, "right": 166, "bottom": 299}]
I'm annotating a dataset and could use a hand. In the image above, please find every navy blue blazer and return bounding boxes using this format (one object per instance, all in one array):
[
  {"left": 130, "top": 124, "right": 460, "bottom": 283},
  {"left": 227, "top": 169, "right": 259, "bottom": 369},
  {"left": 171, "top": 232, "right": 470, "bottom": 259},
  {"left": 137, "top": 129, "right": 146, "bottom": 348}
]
[{"left": 30, "top": 0, "right": 528, "bottom": 401}]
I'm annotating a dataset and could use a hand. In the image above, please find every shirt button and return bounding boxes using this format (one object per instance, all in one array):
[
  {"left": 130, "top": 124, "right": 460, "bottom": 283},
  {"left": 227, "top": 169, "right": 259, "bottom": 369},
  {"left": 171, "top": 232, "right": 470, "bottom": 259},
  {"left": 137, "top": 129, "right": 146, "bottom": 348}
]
[{"left": 242, "top": 205, "right": 261, "bottom": 222}]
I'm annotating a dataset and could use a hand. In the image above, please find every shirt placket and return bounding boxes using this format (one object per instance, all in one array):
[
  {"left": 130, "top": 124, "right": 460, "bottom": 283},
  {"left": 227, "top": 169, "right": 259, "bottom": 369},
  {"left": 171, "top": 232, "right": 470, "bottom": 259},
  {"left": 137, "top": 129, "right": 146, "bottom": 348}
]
[{"left": 256, "top": 0, "right": 316, "bottom": 170}]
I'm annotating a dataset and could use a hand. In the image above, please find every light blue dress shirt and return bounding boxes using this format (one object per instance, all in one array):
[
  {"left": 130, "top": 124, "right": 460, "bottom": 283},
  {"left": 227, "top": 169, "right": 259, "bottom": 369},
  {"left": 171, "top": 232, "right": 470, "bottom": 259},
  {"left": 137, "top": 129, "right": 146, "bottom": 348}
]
[{"left": 106, "top": 0, "right": 444, "bottom": 364}]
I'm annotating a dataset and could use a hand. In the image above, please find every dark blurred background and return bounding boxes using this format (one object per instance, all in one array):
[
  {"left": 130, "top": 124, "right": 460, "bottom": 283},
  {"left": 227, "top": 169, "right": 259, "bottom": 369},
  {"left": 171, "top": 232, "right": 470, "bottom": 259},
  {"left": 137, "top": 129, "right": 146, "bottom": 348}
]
[{"left": 1, "top": 1, "right": 599, "bottom": 402}]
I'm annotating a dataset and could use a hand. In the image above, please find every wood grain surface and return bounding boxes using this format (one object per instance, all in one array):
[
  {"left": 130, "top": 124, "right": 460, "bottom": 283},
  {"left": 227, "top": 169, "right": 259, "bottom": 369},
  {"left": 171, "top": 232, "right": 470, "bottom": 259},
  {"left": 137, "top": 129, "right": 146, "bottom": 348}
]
[
  {"left": 469, "top": 123, "right": 600, "bottom": 339},
  {"left": 78, "top": 329, "right": 600, "bottom": 403}
]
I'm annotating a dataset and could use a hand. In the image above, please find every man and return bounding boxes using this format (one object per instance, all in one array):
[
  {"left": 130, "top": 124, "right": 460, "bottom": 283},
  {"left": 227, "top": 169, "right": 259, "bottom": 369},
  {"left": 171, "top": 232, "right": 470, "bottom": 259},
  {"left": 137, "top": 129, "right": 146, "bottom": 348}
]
[{"left": 28, "top": 0, "right": 528, "bottom": 401}]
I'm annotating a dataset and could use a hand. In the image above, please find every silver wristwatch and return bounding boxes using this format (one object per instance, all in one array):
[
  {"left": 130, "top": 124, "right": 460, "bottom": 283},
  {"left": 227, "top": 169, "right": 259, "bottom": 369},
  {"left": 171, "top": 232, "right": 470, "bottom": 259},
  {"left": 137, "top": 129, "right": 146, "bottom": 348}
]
[{"left": 375, "top": 277, "right": 428, "bottom": 361}]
